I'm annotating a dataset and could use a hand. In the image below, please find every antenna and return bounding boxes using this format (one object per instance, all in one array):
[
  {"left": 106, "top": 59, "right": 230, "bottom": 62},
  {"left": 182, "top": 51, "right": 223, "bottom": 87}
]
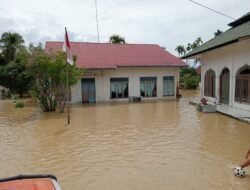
[{"left": 94, "top": 0, "right": 100, "bottom": 43}]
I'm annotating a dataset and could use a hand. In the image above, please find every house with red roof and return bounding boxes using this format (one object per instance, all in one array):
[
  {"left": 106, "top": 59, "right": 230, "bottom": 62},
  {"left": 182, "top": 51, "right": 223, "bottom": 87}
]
[{"left": 45, "top": 42, "right": 186, "bottom": 103}]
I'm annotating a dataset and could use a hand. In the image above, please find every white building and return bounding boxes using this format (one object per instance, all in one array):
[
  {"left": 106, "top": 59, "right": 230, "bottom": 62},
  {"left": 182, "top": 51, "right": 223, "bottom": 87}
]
[
  {"left": 45, "top": 42, "right": 186, "bottom": 103},
  {"left": 183, "top": 12, "right": 250, "bottom": 111}
]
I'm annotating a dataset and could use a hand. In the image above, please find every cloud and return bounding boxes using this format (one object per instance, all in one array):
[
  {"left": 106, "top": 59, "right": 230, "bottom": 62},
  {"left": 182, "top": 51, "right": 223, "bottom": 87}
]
[{"left": 0, "top": 0, "right": 249, "bottom": 55}]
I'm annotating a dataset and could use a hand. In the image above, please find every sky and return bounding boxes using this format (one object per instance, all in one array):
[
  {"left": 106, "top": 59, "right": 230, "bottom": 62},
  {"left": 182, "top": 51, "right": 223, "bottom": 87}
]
[{"left": 0, "top": 0, "right": 249, "bottom": 55}]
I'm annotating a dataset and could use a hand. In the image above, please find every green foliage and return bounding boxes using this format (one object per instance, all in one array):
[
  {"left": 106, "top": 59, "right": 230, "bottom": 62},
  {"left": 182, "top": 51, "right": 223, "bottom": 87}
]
[
  {"left": 214, "top": 29, "right": 223, "bottom": 37},
  {"left": 180, "top": 67, "right": 199, "bottom": 89},
  {"left": 0, "top": 53, "right": 5, "bottom": 65},
  {"left": 186, "top": 43, "right": 192, "bottom": 52},
  {"left": 0, "top": 32, "right": 33, "bottom": 97},
  {"left": 0, "top": 32, "right": 25, "bottom": 63},
  {"left": 181, "top": 74, "right": 200, "bottom": 89},
  {"left": 30, "top": 50, "right": 55, "bottom": 111},
  {"left": 30, "top": 51, "right": 81, "bottom": 112},
  {"left": 175, "top": 37, "right": 203, "bottom": 56},
  {"left": 175, "top": 45, "right": 186, "bottom": 56},
  {"left": 180, "top": 67, "right": 197, "bottom": 78},
  {"left": 0, "top": 59, "right": 33, "bottom": 98},
  {"left": 109, "top": 34, "right": 126, "bottom": 44},
  {"left": 15, "top": 100, "right": 24, "bottom": 108}
]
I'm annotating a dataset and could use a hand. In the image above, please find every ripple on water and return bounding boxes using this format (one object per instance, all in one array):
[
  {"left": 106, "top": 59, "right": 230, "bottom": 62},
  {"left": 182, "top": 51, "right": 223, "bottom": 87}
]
[{"left": 0, "top": 92, "right": 250, "bottom": 190}]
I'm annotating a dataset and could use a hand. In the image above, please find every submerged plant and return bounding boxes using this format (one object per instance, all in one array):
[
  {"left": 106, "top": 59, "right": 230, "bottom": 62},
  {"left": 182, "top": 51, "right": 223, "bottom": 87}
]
[{"left": 15, "top": 100, "right": 24, "bottom": 108}]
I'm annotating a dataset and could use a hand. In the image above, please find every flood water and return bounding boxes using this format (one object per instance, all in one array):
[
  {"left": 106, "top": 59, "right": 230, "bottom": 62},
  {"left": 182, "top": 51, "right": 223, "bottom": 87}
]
[{"left": 0, "top": 90, "right": 249, "bottom": 190}]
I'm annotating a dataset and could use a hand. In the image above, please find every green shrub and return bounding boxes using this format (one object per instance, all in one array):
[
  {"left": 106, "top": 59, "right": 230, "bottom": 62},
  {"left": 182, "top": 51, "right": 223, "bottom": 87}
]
[
  {"left": 15, "top": 100, "right": 24, "bottom": 108},
  {"left": 181, "top": 74, "right": 200, "bottom": 89}
]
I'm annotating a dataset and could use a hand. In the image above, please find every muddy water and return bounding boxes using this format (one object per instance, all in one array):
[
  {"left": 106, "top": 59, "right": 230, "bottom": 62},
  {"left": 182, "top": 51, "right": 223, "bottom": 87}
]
[{"left": 0, "top": 91, "right": 249, "bottom": 190}]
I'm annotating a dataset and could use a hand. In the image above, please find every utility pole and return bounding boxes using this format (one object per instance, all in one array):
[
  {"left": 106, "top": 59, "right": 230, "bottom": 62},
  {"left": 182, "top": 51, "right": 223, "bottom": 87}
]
[{"left": 95, "top": 0, "right": 100, "bottom": 43}]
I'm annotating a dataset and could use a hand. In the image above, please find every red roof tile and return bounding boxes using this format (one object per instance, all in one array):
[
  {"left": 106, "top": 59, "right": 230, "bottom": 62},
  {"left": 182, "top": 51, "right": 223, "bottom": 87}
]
[{"left": 45, "top": 42, "right": 187, "bottom": 69}]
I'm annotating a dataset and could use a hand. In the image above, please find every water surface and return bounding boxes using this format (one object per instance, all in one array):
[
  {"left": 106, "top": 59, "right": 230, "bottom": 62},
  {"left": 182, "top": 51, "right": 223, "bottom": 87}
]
[{"left": 0, "top": 91, "right": 249, "bottom": 190}]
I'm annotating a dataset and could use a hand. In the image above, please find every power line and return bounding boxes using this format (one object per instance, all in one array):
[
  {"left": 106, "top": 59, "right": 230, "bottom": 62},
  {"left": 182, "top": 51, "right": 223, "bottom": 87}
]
[{"left": 188, "top": 0, "right": 236, "bottom": 20}]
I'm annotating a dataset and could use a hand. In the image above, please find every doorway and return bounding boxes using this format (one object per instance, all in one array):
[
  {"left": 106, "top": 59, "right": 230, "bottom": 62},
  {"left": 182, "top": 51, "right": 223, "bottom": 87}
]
[{"left": 81, "top": 78, "right": 96, "bottom": 103}]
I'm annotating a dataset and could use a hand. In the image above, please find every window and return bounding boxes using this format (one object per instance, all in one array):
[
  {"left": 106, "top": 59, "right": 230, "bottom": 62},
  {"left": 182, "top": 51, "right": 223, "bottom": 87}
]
[
  {"left": 204, "top": 70, "right": 216, "bottom": 97},
  {"left": 163, "top": 76, "right": 174, "bottom": 96},
  {"left": 110, "top": 78, "right": 128, "bottom": 99},
  {"left": 235, "top": 67, "right": 250, "bottom": 103},
  {"left": 140, "top": 77, "right": 157, "bottom": 97}
]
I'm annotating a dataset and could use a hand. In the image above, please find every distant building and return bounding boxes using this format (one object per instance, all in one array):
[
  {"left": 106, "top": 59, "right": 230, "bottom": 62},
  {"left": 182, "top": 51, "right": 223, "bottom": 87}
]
[
  {"left": 183, "top": 12, "right": 250, "bottom": 111},
  {"left": 45, "top": 42, "right": 186, "bottom": 103}
]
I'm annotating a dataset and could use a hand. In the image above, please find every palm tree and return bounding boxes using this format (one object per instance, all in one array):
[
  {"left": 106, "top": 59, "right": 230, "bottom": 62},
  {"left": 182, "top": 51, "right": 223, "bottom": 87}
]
[
  {"left": 214, "top": 29, "right": 222, "bottom": 37},
  {"left": 109, "top": 34, "right": 126, "bottom": 44},
  {"left": 187, "top": 37, "right": 203, "bottom": 52},
  {"left": 194, "top": 37, "right": 203, "bottom": 47},
  {"left": 0, "top": 32, "right": 25, "bottom": 63},
  {"left": 175, "top": 45, "right": 186, "bottom": 56},
  {"left": 186, "top": 43, "right": 192, "bottom": 52},
  {"left": 191, "top": 42, "right": 198, "bottom": 50}
]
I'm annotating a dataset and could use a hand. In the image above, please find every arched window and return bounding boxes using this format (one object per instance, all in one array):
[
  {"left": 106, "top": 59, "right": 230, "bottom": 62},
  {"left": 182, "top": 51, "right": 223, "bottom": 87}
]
[
  {"left": 235, "top": 66, "right": 250, "bottom": 103},
  {"left": 204, "top": 69, "right": 216, "bottom": 97},
  {"left": 220, "top": 68, "right": 230, "bottom": 104}
]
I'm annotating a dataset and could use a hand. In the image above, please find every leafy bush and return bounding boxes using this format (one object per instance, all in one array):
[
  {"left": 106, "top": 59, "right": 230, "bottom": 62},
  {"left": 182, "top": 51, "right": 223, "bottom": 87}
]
[
  {"left": 30, "top": 51, "right": 81, "bottom": 112},
  {"left": 15, "top": 100, "right": 24, "bottom": 108},
  {"left": 181, "top": 74, "right": 200, "bottom": 89},
  {"left": 180, "top": 67, "right": 197, "bottom": 78},
  {"left": 180, "top": 67, "right": 200, "bottom": 89}
]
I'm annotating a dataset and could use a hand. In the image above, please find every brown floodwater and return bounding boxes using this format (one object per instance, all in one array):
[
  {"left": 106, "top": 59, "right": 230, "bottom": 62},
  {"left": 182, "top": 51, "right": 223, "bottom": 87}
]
[{"left": 0, "top": 90, "right": 249, "bottom": 190}]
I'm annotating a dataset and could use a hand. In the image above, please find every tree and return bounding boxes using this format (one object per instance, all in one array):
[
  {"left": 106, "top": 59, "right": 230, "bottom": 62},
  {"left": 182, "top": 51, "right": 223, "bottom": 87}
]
[
  {"left": 185, "top": 37, "right": 203, "bottom": 53},
  {"left": 0, "top": 53, "right": 5, "bottom": 65},
  {"left": 191, "top": 42, "right": 198, "bottom": 50},
  {"left": 0, "top": 33, "right": 33, "bottom": 97},
  {"left": 180, "top": 67, "right": 197, "bottom": 78},
  {"left": 214, "top": 29, "right": 222, "bottom": 37},
  {"left": 109, "top": 34, "right": 126, "bottom": 44},
  {"left": 0, "top": 47, "right": 33, "bottom": 97},
  {"left": 0, "top": 32, "right": 25, "bottom": 63},
  {"left": 179, "top": 67, "right": 199, "bottom": 89},
  {"left": 186, "top": 43, "right": 192, "bottom": 52},
  {"left": 175, "top": 45, "right": 186, "bottom": 56},
  {"left": 181, "top": 73, "right": 200, "bottom": 89},
  {"left": 30, "top": 50, "right": 81, "bottom": 112},
  {"left": 194, "top": 37, "right": 203, "bottom": 46}
]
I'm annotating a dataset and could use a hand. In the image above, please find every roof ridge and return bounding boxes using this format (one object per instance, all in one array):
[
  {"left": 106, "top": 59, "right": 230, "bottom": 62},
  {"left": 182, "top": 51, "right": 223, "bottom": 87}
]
[{"left": 45, "top": 41, "right": 159, "bottom": 46}]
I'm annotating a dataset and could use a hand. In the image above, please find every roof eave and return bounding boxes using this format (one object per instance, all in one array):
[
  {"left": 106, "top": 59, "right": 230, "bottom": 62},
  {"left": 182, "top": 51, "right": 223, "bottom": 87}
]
[
  {"left": 181, "top": 39, "right": 238, "bottom": 59},
  {"left": 77, "top": 65, "right": 188, "bottom": 69},
  {"left": 117, "top": 65, "right": 187, "bottom": 68}
]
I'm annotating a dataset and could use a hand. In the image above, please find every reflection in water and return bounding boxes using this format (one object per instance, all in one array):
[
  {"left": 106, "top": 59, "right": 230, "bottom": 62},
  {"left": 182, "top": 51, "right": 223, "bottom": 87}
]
[{"left": 0, "top": 91, "right": 249, "bottom": 190}]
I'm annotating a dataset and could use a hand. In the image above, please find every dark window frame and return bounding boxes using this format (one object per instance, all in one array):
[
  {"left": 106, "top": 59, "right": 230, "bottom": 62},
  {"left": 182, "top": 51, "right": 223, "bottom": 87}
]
[
  {"left": 110, "top": 77, "right": 129, "bottom": 99},
  {"left": 163, "top": 76, "right": 175, "bottom": 96},
  {"left": 204, "top": 70, "right": 216, "bottom": 97},
  {"left": 235, "top": 70, "right": 250, "bottom": 104},
  {"left": 140, "top": 77, "right": 157, "bottom": 97}
]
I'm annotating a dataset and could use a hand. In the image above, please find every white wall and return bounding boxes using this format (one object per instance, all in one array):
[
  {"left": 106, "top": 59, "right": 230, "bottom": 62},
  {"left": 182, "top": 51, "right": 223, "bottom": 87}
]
[
  {"left": 71, "top": 67, "right": 180, "bottom": 103},
  {"left": 200, "top": 39, "right": 250, "bottom": 110}
]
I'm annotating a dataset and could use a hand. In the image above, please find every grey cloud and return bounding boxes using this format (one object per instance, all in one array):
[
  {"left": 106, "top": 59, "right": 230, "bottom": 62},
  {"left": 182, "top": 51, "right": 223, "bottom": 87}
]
[{"left": 0, "top": 0, "right": 250, "bottom": 55}]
